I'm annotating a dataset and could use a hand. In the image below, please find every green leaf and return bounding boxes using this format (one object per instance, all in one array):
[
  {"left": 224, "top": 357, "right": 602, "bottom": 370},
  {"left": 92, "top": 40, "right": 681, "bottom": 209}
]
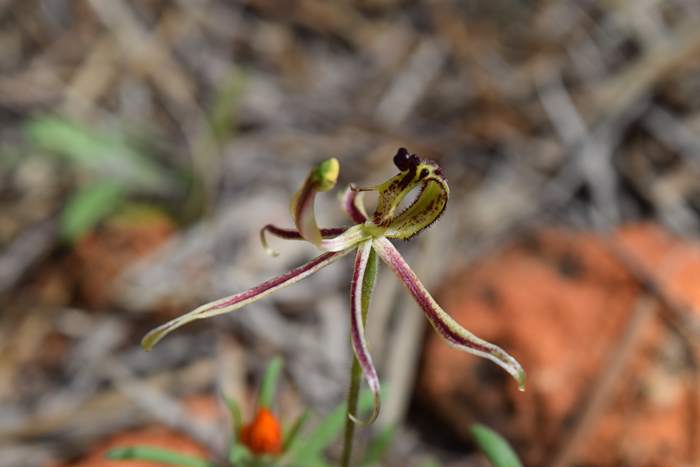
[
  {"left": 227, "top": 443, "right": 252, "bottom": 465},
  {"left": 210, "top": 69, "right": 246, "bottom": 142},
  {"left": 259, "top": 356, "right": 284, "bottom": 409},
  {"left": 26, "top": 116, "right": 172, "bottom": 193},
  {"left": 286, "top": 390, "right": 373, "bottom": 463},
  {"left": 418, "top": 459, "right": 442, "bottom": 467},
  {"left": 470, "top": 424, "right": 523, "bottom": 467},
  {"left": 360, "top": 426, "right": 395, "bottom": 466},
  {"left": 283, "top": 410, "right": 310, "bottom": 453},
  {"left": 298, "top": 457, "right": 331, "bottom": 467},
  {"left": 105, "top": 446, "right": 214, "bottom": 467},
  {"left": 223, "top": 394, "right": 243, "bottom": 434},
  {"left": 60, "top": 181, "right": 127, "bottom": 241}
]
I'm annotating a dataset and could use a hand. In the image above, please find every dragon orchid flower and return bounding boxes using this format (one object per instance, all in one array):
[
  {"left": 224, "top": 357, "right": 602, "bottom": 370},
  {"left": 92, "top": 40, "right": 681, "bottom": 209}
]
[{"left": 142, "top": 148, "right": 525, "bottom": 423}]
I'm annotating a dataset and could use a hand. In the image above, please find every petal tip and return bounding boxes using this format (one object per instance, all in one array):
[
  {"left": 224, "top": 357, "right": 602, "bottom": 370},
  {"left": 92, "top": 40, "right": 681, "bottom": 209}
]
[
  {"left": 314, "top": 158, "right": 340, "bottom": 191},
  {"left": 348, "top": 391, "right": 381, "bottom": 426},
  {"left": 259, "top": 227, "right": 280, "bottom": 257},
  {"left": 516, "top": 367, "right": 527, "bottom": 392},
  {"left": 140, "top": 330, "right": 160, "bottom": 351}
]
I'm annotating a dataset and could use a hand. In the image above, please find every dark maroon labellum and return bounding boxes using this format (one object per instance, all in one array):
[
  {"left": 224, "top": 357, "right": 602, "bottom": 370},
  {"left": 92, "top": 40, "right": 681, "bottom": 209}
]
[{"left": 393, "top": 147, "right": 410, "bottom": 170}]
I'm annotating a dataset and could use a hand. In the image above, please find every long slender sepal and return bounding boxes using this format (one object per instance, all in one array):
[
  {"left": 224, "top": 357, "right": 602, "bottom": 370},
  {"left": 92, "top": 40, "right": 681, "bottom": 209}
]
[
  {"left": 372, "top": 237, "right": 526, "bottom": 390},
  {"left": 259, "top": 224, "right": 347, "bottom": 257},
  {"left": 142, "top": 249, "right": 353, "bottom": 350},
  {"left": 348, "top": 240, "right": 380, "bottom": 424},
  {"left": 342, "top": 185, "right": 368, "bottom": 223},
  {"left": 290, "top": 158, "right": 339, "bottom": 246}
]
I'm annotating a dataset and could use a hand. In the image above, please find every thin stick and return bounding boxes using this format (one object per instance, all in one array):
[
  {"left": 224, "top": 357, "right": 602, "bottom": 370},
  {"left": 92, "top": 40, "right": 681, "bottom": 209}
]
[{"left": 549, "top": 296, "right": 656, "bottom": 467}]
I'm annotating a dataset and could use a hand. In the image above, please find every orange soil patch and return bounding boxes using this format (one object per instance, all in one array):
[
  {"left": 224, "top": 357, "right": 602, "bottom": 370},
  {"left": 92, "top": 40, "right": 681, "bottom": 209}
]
[
  {"left": 71, "top": 209, "right": 175, "bottom": 309},
  {"left": 419, "top": 224, "right": 700, "bottom": 467},
  {"left": 61, "top": 427, "right": 209, "bottom": 467},
  {"left": 55, "top": 395, "right": 219, "bottom": 467}
]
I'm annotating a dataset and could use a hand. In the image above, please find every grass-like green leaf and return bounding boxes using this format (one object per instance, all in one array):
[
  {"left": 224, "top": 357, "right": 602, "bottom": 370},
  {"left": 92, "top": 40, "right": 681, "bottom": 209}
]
[
  {"left": 470, "top": 423, "right": 523, "bottom": 467},
  {"left": 210, "top": 69, "right": 246, "bottom": 142},
  {"left": 60, "top": 181, "right": 127, "bottom": 241},
  {"left": 106, "top": 446, "right": 214, "bottom": 467},
  {"left": 259, "top": 356, "right": 283, "bottom": 409},
  {"left": 26, "top": 116, "right": 173, "bottom": 193},
  {"left": 418, "top": 459, "right": 442, "bottom": 467},
  {"left": 285, "top": 390, "right": 374, "bottom": 464},
  {"left": 227, "top": 443, "right": 252, "bottom": 465},
  {"left": 360, "top": 425, "right": 395, "bottom": 466},
  {"left": 223, "top": 394, "right": 243, "bottom": 434},
  {"left": 283, "top": 410, "right": 310, "bottom": 453}
]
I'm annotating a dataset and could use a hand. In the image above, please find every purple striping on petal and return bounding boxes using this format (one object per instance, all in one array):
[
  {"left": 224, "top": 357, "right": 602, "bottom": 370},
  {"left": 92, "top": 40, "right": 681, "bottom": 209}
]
[
  {"left": 349, "top": 240, "right": 380, "bottom": 423},
  {"left": 141, "top": 249, "right": 353, "bottom": 351},
  {"left": 262, "top": 224, "right": 347, "bottom": 240},
  {"left": 343, "top": 186, "right": 368, "bottom": 223},
  {"left": 372, "top": 237, "right": 525, "bottom": 389},
  {"left": 210, "top": 252, "right": 338, "bottom": 311},
  {"left": 293, "top": 182, "right": 316, "bottom": 240},
  {"left": 379, "top": 242, "right": 491, "bottom": 353},
  {"left": 293, "top": 183, "right": 313, "bottom": 224}
]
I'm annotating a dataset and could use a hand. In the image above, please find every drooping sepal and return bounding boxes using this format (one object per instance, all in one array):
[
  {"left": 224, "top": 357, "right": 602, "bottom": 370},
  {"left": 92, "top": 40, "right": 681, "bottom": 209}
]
[
  {"left": 348, "top": 240, "right": 381, "bottom": 424},
  {"left": 372, "top": 237, "right": 526, "bottom": 390},
  {"left": 291, "top": 158, "right": 340, "bottom": 246},
  {"left": 141, "top": 249, "right": 353, "bottom": 351}
]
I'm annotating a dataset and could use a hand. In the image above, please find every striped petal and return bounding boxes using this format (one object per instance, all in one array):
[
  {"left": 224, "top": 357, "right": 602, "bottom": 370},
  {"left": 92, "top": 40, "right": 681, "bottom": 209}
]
[
  {"left": 372, "top": 237, "right": 526, "bottom": 390},
  {"left": 142, "top": 249, "right": 353, "bottom": 351},
  {"left": 349, "top": 240, "right": 380, "bottom": 424},
  {"left": 342, "top": 185, "right": 368, "bottom": 223},
  {"left": 259, "top": 224, "right": 370, "bottom": 256},
  {"left": 290, "top": 158, "right": 340, "bottom": 247},
  {"left": 259, "top": 224, "right": 347, "bottom": 257}
]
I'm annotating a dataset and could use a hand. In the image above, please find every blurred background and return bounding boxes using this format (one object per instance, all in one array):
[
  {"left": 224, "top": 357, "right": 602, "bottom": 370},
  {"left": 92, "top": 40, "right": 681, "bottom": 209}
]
[{"left": 2, "top": 1, "right": 700, "bottom": 466}]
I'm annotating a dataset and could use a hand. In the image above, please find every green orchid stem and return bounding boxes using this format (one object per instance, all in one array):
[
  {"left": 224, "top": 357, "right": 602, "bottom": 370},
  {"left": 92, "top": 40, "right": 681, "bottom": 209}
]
[
  {"left": 341, "top": 355, "right": 362, "bottom": 467},
  {"left": 340, "top": 248, "right": 378, "bottom": 467}
]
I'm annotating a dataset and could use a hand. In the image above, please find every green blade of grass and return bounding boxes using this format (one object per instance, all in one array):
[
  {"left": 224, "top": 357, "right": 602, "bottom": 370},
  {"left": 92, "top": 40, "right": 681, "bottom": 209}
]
[
  {"left": 27, "top": 116, "right": 173, "bottom": 193},
  {"left": 470, "top": 423, "right": 523, "bottom": 467},
  {"left": 223, "top": 394, "right": 243, "bottom": 433},
  {"left": 60, "top": 181, "right": 127, "bottom": 241},
  {"left": 285, "top": 390, "right": 373, "bottom": 464},
  {"left": 360, "top": 425, "right": 395, "bottom": 466},
  {"left": 106, "top": 446, "right": 214, "bottom": 467},
  {"left": 210, "top": 69, "right": 246, "bottom": 143},
  {"left": 283, "top": 410, "right": 310, "bottom": 453},
  {"left": 259, "top": 356, "right": 283, "bottom": 409}
]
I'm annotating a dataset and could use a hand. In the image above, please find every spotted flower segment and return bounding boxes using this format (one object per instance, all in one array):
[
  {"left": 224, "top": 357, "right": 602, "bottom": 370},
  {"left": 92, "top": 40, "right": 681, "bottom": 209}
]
[{"left": 142, "top": 149, "right": 526, "bottom": 422}]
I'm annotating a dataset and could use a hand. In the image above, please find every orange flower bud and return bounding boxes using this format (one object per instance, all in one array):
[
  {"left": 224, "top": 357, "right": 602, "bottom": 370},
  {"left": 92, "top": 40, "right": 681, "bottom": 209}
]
[{"left": 239, "top": 408, "right": 283, "bottom": 455}]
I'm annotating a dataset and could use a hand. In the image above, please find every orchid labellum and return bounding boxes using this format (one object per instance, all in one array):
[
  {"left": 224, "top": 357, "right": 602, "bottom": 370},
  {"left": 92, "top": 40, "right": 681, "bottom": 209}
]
[{"left": 142, "top": 149, "right": 525, "bottom": 424}]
